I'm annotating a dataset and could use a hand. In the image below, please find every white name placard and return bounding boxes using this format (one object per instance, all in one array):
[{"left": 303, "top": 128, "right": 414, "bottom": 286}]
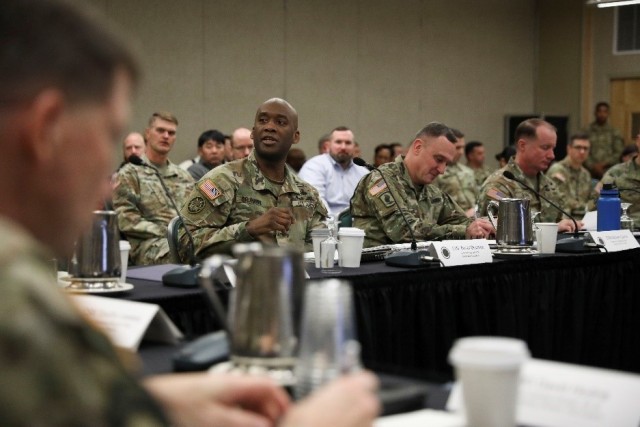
[
  {"left": 429, "top": 240, "right": 492, "bottom": 266},
  {"left": 447, "top": 358, "right": 640, "bottom": 427},
  {"left": 71, "top": 295, "right": 183, "bottom": 351},
  {"left": 589, "top": 230, "right": 639, "bottom": 252}
]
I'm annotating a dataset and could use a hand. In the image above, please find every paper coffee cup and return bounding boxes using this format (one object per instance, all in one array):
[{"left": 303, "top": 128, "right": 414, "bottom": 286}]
[
  {"left": 534, "top": 222, "right": 558, "bottom": 254},
  {"left": 337, "top": 227, "right": 365, "bottom": 268},
  {"left": 119, "top": 240, "right": 131, "bottom": 283},
  {"left": 449, "top": 337, "right": 530, "bottom": 427},
  {"left": 311, "top": 228, "right": 330, "bottom": 268}
]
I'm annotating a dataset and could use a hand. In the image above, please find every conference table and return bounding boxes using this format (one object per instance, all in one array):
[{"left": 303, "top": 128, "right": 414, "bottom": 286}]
[{"left": 123, "top": 245, "right": 640, "bottom": 382}]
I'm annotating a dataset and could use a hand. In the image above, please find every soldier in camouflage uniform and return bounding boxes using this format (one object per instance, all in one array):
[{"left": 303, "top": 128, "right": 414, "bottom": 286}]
[
  {"left": 0, "top": 3, "right": 379, "bottom": 425},
  {"left": 478, "top": 119, "right": 578, "bottom": 232},
  {"left": 179, "top": 98, "right": 328, "bottom": 259},
  {"left": 464, "top": 140, "right": 492, "bottom": 187},
  {"left": 583, "top": 102, "right": 625, "bottom": 179},
  {"left": 598, "top": 137, "right": 640, "bottom": 227},
  {"left": 351, "top": 123, "right": 494, "bottom": 248},
  {"left": 546, "top": 133, "right": 596, "bottom": 219},
  {"left": 433, "top": 130, "right": 478, "bottom": 215},
  {"left": 113, "top": 112, "right": 194, "bottom": 265}
]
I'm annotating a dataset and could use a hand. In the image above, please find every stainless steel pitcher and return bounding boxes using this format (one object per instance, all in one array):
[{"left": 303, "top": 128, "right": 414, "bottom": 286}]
[
  {"left": 72, "top": 210, "right": 121, "bottom": 278},
  {"left": 487, "top": 198, "right": 533, "bottom": 248},
  {"left": 199, "top": 244, "right": 306, "bottom": 370}
]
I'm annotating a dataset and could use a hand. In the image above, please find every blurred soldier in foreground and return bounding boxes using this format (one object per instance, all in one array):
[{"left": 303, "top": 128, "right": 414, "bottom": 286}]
[{"left": 0, "top": 1, "right": 379, "bottom": 426}]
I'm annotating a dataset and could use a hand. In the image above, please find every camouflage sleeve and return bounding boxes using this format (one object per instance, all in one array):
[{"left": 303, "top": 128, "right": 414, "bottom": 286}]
[
  {"left": 112, "top": 167, "right": 165, "bottom": 239},
  {"left": 355, "top": 171, "right": 468, "bottom": 243},
  {"left": 611, "top": 130, "right": 625, "bottom": 165},
  {"left": 178, "top": 177, "right": 253, "bottom": 259},
  {"left": 477, "top": 174, "right": 514, "bottom": 216}
]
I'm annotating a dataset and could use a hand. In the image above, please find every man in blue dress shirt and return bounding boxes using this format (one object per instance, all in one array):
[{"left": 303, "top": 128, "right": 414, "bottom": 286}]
[{"left": 299, "top": 126, "right": 369, "bottom": 217}]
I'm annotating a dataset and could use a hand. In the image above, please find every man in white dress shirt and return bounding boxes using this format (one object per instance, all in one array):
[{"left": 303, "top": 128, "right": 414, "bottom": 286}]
[{"left": 299, "top": 126, "right": 369, "bottom": 217}]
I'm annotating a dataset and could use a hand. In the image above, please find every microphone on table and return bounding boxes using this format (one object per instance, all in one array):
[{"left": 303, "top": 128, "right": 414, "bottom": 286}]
[
  {"left": 353, "top": 157, "right": 437, "bottom": 267},
  {"left": 129, "top": 154, "right": 201, "bottom": 287},
  {"left": 502, "top": 170, "right": 586, "bottom": 252}
]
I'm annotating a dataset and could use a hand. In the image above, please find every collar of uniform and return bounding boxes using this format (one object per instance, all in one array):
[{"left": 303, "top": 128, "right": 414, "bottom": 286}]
[
  {"left": 395, "top": 155, "right": 427, "bottom": 198},
  {"left": 246, "top": 151, "right": 301, "bottom": 194},
  {"left": 508, "top": 156, "right": 543, "bottom": 181},
  {"left": 142, "top": 154, "right": 179, "bottom": 177}
]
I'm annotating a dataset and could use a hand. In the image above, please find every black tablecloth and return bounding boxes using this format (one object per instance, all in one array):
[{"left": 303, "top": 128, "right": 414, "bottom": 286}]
[
  {"left": 323, "top": 248, "right": 640, "bottom": 381},
  {"left": 120, "top": 249, "right": 640, "bottom": 381}
]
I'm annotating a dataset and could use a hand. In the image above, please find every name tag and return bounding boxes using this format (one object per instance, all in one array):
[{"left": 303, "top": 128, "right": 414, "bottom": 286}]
[
  {"left": 428, "top": 240, "right": 492, "bottom": 266},
  {"left": 71, "top": 295, "right": 183, "bottom": 350},
  {"left": 588, "top": 230, "right": 639, "bottom": 252}
]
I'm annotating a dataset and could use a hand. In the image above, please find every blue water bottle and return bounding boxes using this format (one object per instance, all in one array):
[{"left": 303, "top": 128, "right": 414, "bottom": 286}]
[{"left": 597, "top": 183, "right": 621, "bottom": 231}]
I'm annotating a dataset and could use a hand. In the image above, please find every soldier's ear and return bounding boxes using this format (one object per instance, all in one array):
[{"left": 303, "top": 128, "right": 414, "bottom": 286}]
[
  {"left": 20, "top": 88, "right": 66, "bottom": 168},
  {"left": 292, "top": 130, "right": 300, "bottom": 145}
]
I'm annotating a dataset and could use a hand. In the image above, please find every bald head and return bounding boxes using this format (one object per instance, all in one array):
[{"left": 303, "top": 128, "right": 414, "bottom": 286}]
[
  {"left": 231, "top": 127, "right": 253, "bottom": 159},
  {"left": 258, "top": 98, "right": 298, "bottom": 129},
  {"left": 122, "top": 132, "right": 145, "bottom": 162}
]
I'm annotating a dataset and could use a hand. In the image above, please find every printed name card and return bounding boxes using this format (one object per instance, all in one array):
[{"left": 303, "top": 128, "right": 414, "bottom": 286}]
[
  {"left": 71, "top": 295, "right": 183, "bottom": 351},
  {"left": 447, "top": 358, "right": 640, "bottom": 427},
  {"left": 589, "top": 230, "right": 639, "bottom": 252},
  {"left": 428, "top": 240, "right": 492, "bottom": 266}
]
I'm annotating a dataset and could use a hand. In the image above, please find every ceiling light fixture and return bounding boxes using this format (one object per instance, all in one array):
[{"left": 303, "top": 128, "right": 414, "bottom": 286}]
[{"left": 587, "top": 0, "right": 640, "bottom": 7}]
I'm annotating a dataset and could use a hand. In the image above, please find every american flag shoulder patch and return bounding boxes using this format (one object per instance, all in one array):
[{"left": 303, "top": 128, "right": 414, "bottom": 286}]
[
  {"left": 199, "top": 179, "right": 223, "bottom": 200},
  {"left": 486, "top": 188, "right": 506, "bottom": 201},
  {"left": 368, "top": 179, "right": 387, "bottom": 196}
]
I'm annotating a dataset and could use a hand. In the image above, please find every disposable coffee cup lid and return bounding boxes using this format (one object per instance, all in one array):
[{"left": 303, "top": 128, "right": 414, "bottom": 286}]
[
  {"left": 448, "top": 336, "right": 530, "bottom": 370},
  {"left": 337, "top": 227, "right": 365, "bottom": 237},
  {"left": 310, "top": 228, "right": 330, "bottom": 236},
  {"left": 119, "top": 240, "right": 131, "bottom": 250}
]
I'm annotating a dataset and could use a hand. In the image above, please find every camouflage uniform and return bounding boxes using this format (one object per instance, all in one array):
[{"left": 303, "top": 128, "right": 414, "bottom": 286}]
[
  {"left": 546, "top": 158, "right": 595, "bottom": 218},
  {"left": 433, "top": 162, "right": 478, "bottom": 211},
  {"left": 350, "top": 156, "right": 471, "bottom": 248},
  {"left": 113, "top": 156, "right": 194, "bottom": 265},
  {"left": 600, "top": 156, "right": 640, "bottom": 226},
  {"left": 583, "top": 121, "right": 625, "bottom": 170},
  {"left": 179, "top": 152, "right": 328, "bottom": 259},
  {"left": 478, "top": 157, "right": 566, "bottom": 222},
  {"left": 0, "top": 217, "right": 168, "bottom": 426},
  {"left": 471, "top": 166, "right": 492, "bottom": 188}
]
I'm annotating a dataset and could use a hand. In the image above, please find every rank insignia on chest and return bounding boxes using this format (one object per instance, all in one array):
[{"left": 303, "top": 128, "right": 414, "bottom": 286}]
[
  {"left": 369, "top": 179, "right": 387, "bottom": 196},
  {"left": 199, "top": 179, "right": 223, "bottom": 200}
]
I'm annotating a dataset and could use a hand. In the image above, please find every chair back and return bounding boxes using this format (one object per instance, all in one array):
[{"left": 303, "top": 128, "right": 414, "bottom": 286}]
[
  {"left": 167, "top": 216, "right": 183, "bottom": 263},
  {"left": 338, "top": 208, "right": 352, "bottom": 228}
]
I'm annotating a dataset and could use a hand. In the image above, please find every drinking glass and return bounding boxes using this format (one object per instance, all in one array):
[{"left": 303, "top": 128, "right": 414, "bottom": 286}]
[
  {"left": 319, "top": 217, "right": 342, "bottom": 274},
  {"left": 293, "top": 279, "right": 361, "bottom": 400},
  {"left": 621, "top": 203, "right": 634, "bottom": 231}
]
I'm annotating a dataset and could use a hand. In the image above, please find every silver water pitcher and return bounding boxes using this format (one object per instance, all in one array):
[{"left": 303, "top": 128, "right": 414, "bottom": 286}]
[
  {"left": 487, "top": 198, "right": 533, "bottom": 248},
  {"left": 72, "top": 210, "right": 121, "bottom": 279},
  {"left": 199, "top": 244, "right": 305, "bottom": 371}
]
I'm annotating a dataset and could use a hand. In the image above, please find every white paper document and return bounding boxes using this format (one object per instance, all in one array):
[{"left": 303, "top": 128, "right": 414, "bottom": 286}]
[
  {"left": 375, "top": 409, "right": 464, "bottom": 427},
  {"left": 71, "top": 295, "right": 183, "bottom": 351},
  {"left": 447, "top": 358, "right": 640, "bottom": 427}
]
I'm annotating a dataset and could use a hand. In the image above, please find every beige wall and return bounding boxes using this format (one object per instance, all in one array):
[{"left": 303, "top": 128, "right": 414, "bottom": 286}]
[
  {"left": 587, "top": 5, "right": 640, "bottom": 128},
  {"left": 86, "top": 0, "right": 537, "bottom": 169},
  {"left": 536, "top": 0, "right": 584, "bottom": 136}
]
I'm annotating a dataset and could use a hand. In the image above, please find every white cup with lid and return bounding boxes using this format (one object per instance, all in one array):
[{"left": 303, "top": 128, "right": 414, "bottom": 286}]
[
  {"left": 448, "top": 336, "right": 530, "bottom": 427},
  {"left": 337, "top": 227, "right": 366, "bottom": 268}
]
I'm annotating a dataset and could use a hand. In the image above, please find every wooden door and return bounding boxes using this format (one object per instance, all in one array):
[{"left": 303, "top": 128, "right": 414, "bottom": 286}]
[{"left": 611, "top": 78, "right": 640, "bottom": 144}]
